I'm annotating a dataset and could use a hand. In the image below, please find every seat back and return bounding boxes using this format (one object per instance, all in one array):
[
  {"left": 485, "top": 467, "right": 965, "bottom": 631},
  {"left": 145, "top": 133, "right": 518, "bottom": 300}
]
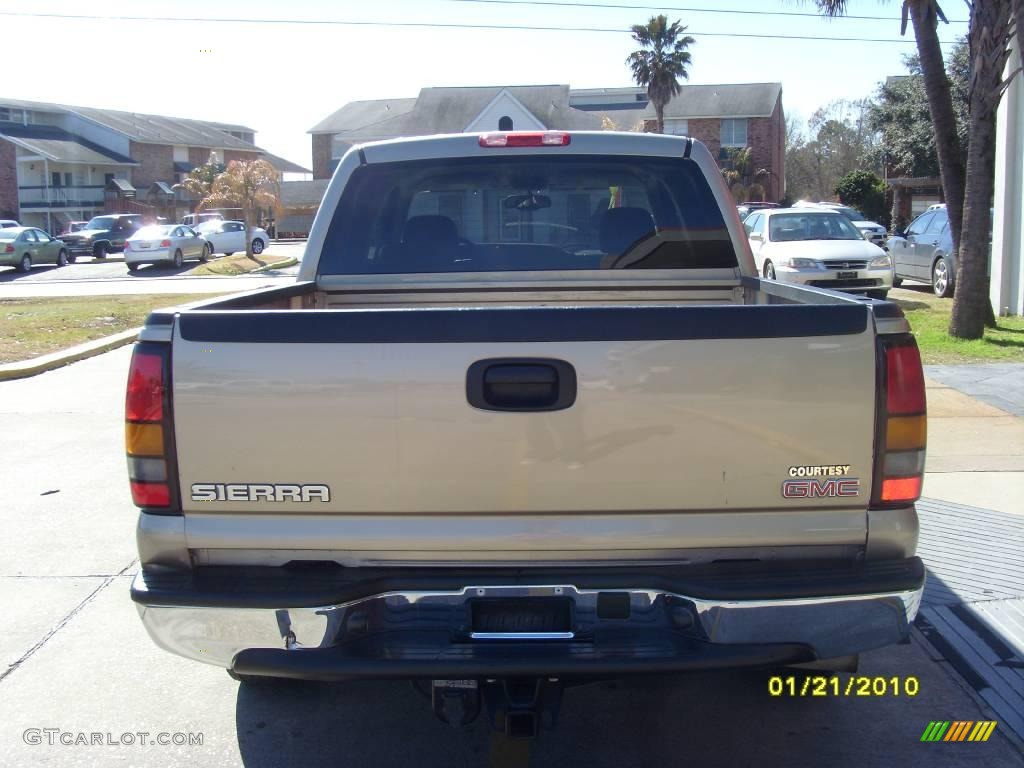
[{"left": 599, "top": 207, "right": 656, "bottom": 258}]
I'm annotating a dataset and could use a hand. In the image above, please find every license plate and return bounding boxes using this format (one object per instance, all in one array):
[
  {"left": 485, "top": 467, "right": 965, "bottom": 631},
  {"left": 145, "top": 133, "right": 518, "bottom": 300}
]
[
  {"left": 137, "top": 243, "right": 150, "bottom": 249},
  {"left": 470, "top": 597, "right": 573, "bottom": 636},
  {"left": 837, "top": 271, "right": 857, "bottom": 279}
]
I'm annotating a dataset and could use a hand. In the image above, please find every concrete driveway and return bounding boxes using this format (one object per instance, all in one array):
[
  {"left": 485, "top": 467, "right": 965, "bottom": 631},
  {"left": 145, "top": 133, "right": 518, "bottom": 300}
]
[{"left": 0, "top": 349, "right": 1020, "bottom": 767}]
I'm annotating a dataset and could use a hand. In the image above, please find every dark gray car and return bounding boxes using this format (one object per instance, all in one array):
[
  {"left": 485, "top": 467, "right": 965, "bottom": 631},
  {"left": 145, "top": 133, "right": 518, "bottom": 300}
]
[{"left": 886, "top": 207, "right": 955, "bottom": 297}]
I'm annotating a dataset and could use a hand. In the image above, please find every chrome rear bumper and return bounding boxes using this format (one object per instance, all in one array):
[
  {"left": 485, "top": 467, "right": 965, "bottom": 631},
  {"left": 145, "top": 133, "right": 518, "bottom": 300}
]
[{"left": 133, "top": 573, "right": 923, "bottom": 677}]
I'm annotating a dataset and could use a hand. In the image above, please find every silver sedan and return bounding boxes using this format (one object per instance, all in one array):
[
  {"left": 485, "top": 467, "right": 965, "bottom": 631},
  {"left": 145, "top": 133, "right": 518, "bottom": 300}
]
[{"left": 124, "top": 225, "right": 211, "bottom": 270}]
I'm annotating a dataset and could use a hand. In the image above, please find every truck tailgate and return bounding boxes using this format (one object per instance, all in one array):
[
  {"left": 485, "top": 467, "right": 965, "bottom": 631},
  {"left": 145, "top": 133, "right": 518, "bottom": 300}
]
[{"left": 171, "top": 303, "right": 877, "bottom": 523}]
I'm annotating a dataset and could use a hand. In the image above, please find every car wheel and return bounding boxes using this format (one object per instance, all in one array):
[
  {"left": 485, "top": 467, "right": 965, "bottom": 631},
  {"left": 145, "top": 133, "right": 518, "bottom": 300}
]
[
  {"left": 93, "top": 242, "right": 107, "bottom": 260},
  {"left": 932, "top": 256, "right": 954, "bottom": 298},
  {"left": 892, "top": 277, "right": 902, "bottom": 288},
  {"left": 200, "top": 245, "right": 210, "bottom": 262},
  {"left": 17, "top": 254, "right": 31, "bottom": 273},
  {"left": 866, "top": 290, "right": 889, "bottom": 300},
  {"left": 225, "top": 252, "right": 234, "bottom": 257},
  {"left": 56, "top": 249, "right": 68, "bottom": 267},
  {"left": 127, "top": 263, "right": 139, "bottom": 272},
  {"left": 251, "top": 238, "right": 265, "bottom": 255},
  {"left": 763, "top": 261, "right": 776, "bottom": 280},
  {"left": 67, "top": 254, "right": 77, "bottom": 264},
  {"left": 173, "top": 249, "right": 184, "bottom": 269}
]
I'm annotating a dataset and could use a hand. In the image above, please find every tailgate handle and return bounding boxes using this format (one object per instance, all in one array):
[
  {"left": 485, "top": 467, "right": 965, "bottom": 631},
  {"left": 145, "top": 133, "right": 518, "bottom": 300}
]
[{"left": 467, "top": 358, "right": 577, "bottom": 412}]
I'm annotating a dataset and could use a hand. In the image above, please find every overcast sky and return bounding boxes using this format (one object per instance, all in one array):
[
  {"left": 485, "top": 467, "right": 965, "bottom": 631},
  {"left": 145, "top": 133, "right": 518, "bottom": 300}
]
[{"left": 0, "top": 0, "right": 965, "bottom": 170}]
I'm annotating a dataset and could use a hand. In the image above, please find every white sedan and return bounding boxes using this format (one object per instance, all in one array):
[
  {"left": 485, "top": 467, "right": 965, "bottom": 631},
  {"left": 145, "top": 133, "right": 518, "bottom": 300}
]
[
  {"left": 124, "top": 225, "right": 210, "bottom": 270},
  {"left": 194, "top": 220, "right": 270, "bottom": 256},
  {"left": 744, "top": 209, "right": 893, "bottom": 299}
]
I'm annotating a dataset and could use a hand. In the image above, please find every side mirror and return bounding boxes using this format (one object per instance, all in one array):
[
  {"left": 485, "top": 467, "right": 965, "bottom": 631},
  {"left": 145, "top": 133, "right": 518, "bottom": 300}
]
[
  {"left": 893, "top": 229, "right": 906, "bottom": 238},
  {"left": 749, "top": 232, "right": 763, "bottom": 242}
]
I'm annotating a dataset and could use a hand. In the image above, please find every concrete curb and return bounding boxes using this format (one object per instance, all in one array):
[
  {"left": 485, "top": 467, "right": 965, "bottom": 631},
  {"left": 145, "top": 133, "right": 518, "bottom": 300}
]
[
  {"left": 253, "top": 257, "right": 299, "bottom": 273},
  {"left": 0, "top": 327, "right": 140, "bottom": 382}
]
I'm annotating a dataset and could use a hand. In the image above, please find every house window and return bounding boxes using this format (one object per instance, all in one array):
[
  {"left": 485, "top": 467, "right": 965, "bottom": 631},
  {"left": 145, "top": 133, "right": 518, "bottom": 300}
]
[
  {"left": 173, "top": 146, "right": 188, "bottom": 163},
  {"left": 665, "top": 119, "right": 688, "bottom": 136},
  {"left": 498, "top": 116, "right": 513, "bottom": 131},
  {"left": 721, "top": 119, "right": 748, "bottom": 147},
  {"left": 0, "top": 108, "right": 8, "bottom": 121}
]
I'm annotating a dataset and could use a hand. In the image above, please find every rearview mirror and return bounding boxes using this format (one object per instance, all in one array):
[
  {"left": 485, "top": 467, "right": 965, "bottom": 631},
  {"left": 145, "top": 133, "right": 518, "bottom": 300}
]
[{"left": 503, "top": 193, "right": 552, "bottom": 212}]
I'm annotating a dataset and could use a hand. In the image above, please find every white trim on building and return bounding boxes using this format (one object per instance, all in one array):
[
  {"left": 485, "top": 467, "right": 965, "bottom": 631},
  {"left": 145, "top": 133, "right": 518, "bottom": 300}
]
[{"left": 991, "top": 44, "right": 1024, "bottom": 316}]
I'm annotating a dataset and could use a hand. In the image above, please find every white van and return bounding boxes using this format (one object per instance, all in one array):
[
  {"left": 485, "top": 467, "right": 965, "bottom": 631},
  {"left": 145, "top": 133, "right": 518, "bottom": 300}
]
[{"left": 181, "top": 212, "right": 224, "bottom": 228}]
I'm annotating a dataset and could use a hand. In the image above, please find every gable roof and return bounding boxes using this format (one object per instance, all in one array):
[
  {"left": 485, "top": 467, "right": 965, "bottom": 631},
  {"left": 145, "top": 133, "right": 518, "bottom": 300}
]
[
  {"left": 309, "top": 85, "right": 603, "bottom": 139},
  {"left": 280, "top": 179, "right": 330, "bottom": 207},
  {"left": 0, "top": 97, "right": 261, "bottom": 150},
  {"left": 260, "top": 151, "right": 312, "bottom": 175},
  {"left": 0, "top": 124, "right": 136, "bottom": 165},
  {"left": 657, "top": 83, "right": 782, "bottom": 119},
  {"left": 70, "top": 105, "right": 261, "bottom": 150},
  {"left": 309, "top": 98, "right": 418, "bottom": 134},
  {"left": 309, "top": 82, "right": 781, "bottom": 143}
]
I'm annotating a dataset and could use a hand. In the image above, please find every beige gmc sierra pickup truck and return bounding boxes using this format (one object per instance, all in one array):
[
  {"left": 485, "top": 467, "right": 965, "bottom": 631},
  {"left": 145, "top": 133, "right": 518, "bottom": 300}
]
[{"left": 128, "top": 131, "right": 926, "bottom": 737}]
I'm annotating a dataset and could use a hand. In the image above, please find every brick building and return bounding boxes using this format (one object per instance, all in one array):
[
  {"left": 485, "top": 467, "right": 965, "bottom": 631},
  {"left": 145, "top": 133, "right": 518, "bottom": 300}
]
[
  {"left": 0, "top": 98, "right": 309, "bottom": 232},
  {"left": 308, "top": 82, "right": 785, "bottom": 201}
]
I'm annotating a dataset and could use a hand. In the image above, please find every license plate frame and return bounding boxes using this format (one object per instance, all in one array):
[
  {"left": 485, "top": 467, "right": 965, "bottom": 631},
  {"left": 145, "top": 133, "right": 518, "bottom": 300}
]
[
  {"left": 469, "top": 597, "right": 574, "bottom": 639},
  {"left": 836, "top": 271, "right": 857, "bottom": 280}
]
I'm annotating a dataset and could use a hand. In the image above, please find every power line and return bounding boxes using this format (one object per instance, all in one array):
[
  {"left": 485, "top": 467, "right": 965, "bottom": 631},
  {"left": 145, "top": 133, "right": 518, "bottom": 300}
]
[
  {"left": 446, "top": 0, "right": 969, "bottom": 23},
  {"left": 0, "top": 10, "right": 958, "bottom": 43}
]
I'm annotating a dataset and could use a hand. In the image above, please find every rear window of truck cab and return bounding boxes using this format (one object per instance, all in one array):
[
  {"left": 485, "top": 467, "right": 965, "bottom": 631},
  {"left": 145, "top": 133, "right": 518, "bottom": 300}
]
[{"left": 318, "top": 155, "right": 737, "bottom": 275}]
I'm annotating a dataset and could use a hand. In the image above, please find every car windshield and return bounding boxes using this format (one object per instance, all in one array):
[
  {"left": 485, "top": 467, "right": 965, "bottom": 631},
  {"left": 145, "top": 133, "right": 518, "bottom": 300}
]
[
  {"left": 134, "top": 226, "right": 174, "bottom": 238},
  {"left": 769, "top": 212, "right": 863, "bottom": 242},
  {"left": 832, "top": 206, "right": 867, "bottom": 221},
  {"left": 318, "top": 155, "right": 736, "bottom": 275},
  {"left": 195, "top": 222, "right": 220, "bottom": 233},
  {"left": 84, "top": 216, "right": 117, "bottom": 230}
]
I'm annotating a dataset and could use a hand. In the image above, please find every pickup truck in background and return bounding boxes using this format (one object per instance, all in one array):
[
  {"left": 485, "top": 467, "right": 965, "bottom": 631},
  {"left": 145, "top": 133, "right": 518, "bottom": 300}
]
[
  {"left": 128, "top": 131, "right": 927, "bottom": 737},
  {"left": 61, "top": 213, "right": 143, "bottom": 261}
]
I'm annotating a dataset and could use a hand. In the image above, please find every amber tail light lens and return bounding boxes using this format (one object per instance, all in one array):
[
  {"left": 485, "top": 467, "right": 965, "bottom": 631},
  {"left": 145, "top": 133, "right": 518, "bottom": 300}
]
[{"left": 872, "top": 336, "right": 927, "bottom": 507}]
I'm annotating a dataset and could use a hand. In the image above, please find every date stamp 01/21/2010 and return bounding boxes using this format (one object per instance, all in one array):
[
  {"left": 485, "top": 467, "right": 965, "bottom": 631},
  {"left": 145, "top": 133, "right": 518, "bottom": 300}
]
[{"left": 769, "top": 675, "right": 921, "bottom": 697}]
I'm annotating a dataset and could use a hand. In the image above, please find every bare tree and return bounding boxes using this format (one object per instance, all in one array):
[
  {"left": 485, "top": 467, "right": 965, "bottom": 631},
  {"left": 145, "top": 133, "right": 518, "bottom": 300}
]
[{"left": 202, "top": 159, "right": 280, "bottom": 260}]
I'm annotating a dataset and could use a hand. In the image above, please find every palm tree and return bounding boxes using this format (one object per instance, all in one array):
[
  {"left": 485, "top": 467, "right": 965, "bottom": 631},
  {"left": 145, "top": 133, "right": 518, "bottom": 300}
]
[
  {"left": 948, "top": 0, "right": 1015, "bottom": 338},
  {"left": 202, "top": 159, "right": 280, "bottom": 260},
  {"left": 626, "top": 15, "right": 695, "bottom": 134}
]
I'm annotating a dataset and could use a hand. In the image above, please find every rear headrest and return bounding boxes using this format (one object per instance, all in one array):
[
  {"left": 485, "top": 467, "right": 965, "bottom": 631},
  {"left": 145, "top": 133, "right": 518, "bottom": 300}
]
[
  {"left": 402, "top": 215, "right": 458, "bottom": 246},
  {"left": 599, "top": 207, "right": 656, "bottom": 257}
]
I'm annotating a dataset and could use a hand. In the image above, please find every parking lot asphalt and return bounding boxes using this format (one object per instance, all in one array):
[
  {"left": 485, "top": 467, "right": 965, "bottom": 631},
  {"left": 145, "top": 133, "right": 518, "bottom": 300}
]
[
  {"left": 0, "top": 348, "right": 1021, "bottom": 768},
  {"left": 0, "top": 242, "right": 304, "bottom": 297}
]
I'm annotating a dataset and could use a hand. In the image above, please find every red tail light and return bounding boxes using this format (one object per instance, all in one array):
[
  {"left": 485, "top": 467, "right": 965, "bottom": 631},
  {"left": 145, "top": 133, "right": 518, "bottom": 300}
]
[
  {"left": 3, "top": 244, "right": 13, "bottom": 253},
  {"left": 130, "top": 481, "right": 171, "bottom": 507},
  {"left": 126, "top": 344, "right": 175, "bottom": 510},
  {"left": 160, "top": 239, "right": 172, "bottom": 247},
  {"left": 479, "top": 131, "right": 571, "bottom": 147},
  {"left": 872, "top": 336, "right": 927, "bottom": 507},
  {"left": 885, "top": 344, "right": 926, "bottom": 414},
  {"left": 126, "top": 351, "right": 164, "bottom": 421},
  {"left": 124, "top": 241, "right": 131, "bottom": 250}
]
